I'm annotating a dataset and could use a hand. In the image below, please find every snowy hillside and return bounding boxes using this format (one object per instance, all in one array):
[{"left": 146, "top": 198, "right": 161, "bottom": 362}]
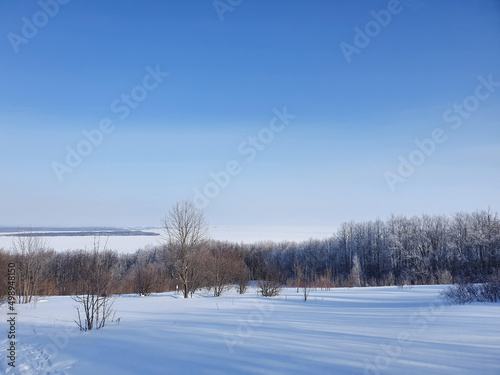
[{"left": 1, "top": 285, "right": 499, "bottom": 374}]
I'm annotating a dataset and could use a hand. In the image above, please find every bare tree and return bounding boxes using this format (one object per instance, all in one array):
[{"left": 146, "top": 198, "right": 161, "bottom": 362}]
[
  {"left": 162, "top": 201, "right": 209, "bottom": 298},
  {"left": 348, "top": 254, "right": 362, "bottom": 287},
  {"left": 235, "top": 258, "right": 250, "bottom": 294},
  {"left": 188, "top": 250, "right": 210, "bottom": 297},
  {"left": 293, "top": 261, "right": 305, "bottom": 293},
  {"left": 301, "top": 265, "right": 311, "bottom": 301},
  {"left": 72, "top": 237, "right": 115, "bottom": 331},
  {"left": 12, "top": 233, "right": 50, "bottom": 304},
  {"left": 205, "top": 241, "right": 245, "bottom": 297},
  {"left": 131, "top": 249, "right": 159, "bottom": 297},
  {"left": 303, "top": 282, "right": 311, "bottom": 301},
  {"left": 133, "top": 263, "right": 158, "bottom": 297}
]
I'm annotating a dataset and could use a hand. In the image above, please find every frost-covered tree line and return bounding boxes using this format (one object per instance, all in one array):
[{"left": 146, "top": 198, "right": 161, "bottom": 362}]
[
  {"left": 257, "top": 209, "right": 499, "bottom": 287},
  {"left": 1, "top": 209, "right": 499, "bottom": 303}
]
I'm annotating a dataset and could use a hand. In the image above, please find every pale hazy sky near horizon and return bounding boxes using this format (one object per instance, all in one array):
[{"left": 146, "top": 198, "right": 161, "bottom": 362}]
[{"left": 0, "top": 0, "right": 499, "bottom": 227}]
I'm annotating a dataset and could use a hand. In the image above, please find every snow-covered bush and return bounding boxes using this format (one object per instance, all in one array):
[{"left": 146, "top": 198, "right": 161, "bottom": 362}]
[
  {"left": 258, "top": 279, "right": 282, "bottom": 297},
  {"left": 441, "top": 278, "right": 500, "bottom": 304}
]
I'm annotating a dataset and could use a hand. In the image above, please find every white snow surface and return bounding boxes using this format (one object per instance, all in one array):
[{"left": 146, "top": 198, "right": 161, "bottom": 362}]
[
  {"left": 0, "top": 226, "right": 336, "bottom": 254},
  {"left": 1, "top": 285, "right": 499, "bottom": 374}
]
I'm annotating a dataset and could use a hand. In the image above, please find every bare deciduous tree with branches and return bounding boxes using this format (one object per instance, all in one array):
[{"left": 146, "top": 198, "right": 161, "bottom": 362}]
[
  {"left": 235, "top": 257, "right": 250, "bottom": 294},
  {"left": 293, "top": 261, "right": 305, "bottom": 293},
  {"left": 13, "top": 234, "right": 50, "bottom": 304},
  {"left": 162, "top": 201, "right": 208, "bottom": 298},
  {"left": 348, "top": 254, "right": 362, "bottom": 287},
  {"left": 205, "top": 241, "right": 247, "bottom": 297},
  {"left": 133, "top": 251, "right": 158, "bottom": 297}
]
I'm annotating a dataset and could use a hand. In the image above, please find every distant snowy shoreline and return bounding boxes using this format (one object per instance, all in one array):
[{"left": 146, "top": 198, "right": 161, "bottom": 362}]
[
  {"left": 0, "top": 225, "right": 336, "bottom": 253},
  {"left": 0, "top": 230, "right": 160, "bottom": 237}
]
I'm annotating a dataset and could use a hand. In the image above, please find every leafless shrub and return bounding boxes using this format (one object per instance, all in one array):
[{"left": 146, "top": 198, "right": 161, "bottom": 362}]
[
  {"left": 441, "top": 277, "right": 500, "bottom": 304},
  {"left": 315, "top": 277, "right": 335, "bottom": 290},
  {"left": 74, "top": 293, "right": 115, "bottom": 332},
  {"left": 258, "top": 265, "right": 283, "bottom": 297},
  {"left": 72, "top": 237, "right": 116, "bottom": 331},
  {"left": 479, "top": 280, "right": 500, "bottom": 302},
  {"left": 259, "top": 279, "right": 282, "bottom": 297},
  {"left": 320, "top": 268, "right": 334, "bottom": 291}
]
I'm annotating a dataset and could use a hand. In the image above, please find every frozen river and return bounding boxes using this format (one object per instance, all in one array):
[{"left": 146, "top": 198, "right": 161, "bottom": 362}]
[{"left": 0, "top": 225, "right": 335, "bottom": 253}]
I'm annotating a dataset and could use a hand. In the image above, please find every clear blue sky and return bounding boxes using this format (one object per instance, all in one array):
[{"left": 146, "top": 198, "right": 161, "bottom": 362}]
[{"left": 0, "top": 0, "right": 499, "bottom": 227}]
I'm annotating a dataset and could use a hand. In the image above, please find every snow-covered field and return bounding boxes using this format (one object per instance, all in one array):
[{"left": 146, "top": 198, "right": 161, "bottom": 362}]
[
  {"left": 1, "top": 285, "right": 499, "bottom": 375},
  {"left": 0, "top": 226, "right": 336, "bottom": 253}
]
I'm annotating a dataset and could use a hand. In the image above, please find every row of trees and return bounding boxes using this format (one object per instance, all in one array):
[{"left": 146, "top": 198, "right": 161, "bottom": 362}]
[
  {"left": 257, "top": 209, "right": 500, "bottom": 287},
  {"left": 1, "top": 206, "right": 499, "bottom": 306}
]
